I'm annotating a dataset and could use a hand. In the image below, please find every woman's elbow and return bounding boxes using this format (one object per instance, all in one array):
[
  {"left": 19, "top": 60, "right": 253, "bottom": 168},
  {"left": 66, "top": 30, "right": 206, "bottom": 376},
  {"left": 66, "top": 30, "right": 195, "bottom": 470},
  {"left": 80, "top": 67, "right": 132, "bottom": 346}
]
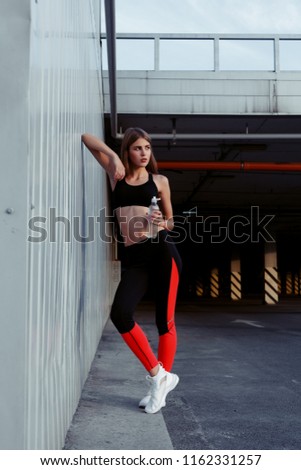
[
  {"left": 166, "top": 217, "right": 174, "bottom": 231},
  {"left": 81, "top": 133, "right": 89, "bottom": 144}
]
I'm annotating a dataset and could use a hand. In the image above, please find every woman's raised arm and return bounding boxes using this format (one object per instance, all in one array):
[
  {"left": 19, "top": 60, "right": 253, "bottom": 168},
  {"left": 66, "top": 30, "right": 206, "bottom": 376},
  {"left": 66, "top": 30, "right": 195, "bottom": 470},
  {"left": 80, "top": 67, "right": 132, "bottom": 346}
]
[{"left": 81, "top": 133, "right": 125, "bottom": 189}]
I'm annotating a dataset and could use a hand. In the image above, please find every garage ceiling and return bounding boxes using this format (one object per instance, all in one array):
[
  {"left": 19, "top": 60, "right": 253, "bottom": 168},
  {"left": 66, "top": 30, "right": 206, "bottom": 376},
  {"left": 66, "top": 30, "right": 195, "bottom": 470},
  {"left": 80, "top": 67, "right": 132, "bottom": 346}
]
[{"left": 105, "top": 113, "right": 301, "bottom": 235}]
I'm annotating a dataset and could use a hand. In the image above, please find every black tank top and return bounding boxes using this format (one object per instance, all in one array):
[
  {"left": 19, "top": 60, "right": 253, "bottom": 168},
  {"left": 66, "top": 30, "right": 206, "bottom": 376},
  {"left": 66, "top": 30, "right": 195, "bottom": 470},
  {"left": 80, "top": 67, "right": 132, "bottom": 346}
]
[{"left": 112, "top": 173, "right": 158, "bottom": 210}]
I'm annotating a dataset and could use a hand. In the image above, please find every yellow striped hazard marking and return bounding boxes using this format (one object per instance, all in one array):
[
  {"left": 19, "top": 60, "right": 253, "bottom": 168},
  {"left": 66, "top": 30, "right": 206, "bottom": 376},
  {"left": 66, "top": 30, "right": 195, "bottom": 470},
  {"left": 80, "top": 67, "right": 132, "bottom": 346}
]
[
  {"left": 264, "top": 267, "right": 279, "bottom": 304},
  {"left": 210, "top": 269, "right": 219, "bottom": 298},
  {"left": 231, "top": 271, "right": 241, "bottom": 300}
]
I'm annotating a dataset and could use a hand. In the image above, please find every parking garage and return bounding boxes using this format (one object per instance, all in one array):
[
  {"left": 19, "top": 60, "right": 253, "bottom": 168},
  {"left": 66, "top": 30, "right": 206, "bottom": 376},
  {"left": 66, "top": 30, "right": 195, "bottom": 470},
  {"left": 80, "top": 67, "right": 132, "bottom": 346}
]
[{"left": 103, "top": 32, "right": 301, "bottom": 304}]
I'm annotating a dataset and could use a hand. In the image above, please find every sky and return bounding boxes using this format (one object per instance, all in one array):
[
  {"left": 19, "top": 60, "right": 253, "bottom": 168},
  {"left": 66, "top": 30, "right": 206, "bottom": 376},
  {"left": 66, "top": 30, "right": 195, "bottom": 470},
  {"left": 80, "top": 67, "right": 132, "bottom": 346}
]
[
  {"left": 101, "top": 0, "right": 301, "bottom": 34},
  {"left": 100, "top": 0, "right": 301, "bottom": 71}
]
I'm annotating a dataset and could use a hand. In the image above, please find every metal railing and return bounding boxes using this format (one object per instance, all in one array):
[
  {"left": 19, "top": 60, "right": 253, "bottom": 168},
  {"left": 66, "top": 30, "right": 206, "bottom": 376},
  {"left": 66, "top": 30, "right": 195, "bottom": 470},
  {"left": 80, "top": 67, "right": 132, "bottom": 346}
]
[{"left": 101, "top": 33, "right": 301, "bottom": 72}]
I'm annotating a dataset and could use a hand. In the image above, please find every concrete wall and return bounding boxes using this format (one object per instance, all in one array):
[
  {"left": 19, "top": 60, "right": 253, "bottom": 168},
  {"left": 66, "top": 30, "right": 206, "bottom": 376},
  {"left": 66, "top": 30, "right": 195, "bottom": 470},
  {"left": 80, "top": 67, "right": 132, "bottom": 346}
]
[
  {"left": 0, "top": 0, "right": 117, "bottom": 449},
  {"left": 104, "top": 70, "right": 301, "bottom": 115}
]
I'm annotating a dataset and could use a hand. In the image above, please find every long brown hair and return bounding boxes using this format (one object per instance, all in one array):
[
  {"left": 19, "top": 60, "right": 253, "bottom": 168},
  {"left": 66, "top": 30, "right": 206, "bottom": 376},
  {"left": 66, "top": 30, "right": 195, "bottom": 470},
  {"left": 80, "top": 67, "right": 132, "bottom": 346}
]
[{"left": 120, "top": 127, "right": 158, "bottom": 175}]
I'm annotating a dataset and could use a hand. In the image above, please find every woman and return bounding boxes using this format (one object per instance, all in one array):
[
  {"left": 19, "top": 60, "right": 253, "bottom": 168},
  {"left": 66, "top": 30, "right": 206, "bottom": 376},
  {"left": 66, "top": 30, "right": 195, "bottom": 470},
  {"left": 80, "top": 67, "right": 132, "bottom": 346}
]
[{"left": 82, "top": 128, "right": 182, "bottom": 414}]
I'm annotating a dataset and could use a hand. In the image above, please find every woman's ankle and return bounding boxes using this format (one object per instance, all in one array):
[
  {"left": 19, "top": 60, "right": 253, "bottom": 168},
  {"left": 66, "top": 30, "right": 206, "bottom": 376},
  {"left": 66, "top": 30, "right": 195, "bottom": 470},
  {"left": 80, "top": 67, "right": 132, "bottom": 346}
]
[{"left": 149, "top": 363, "right": 160, "bottom": 377}]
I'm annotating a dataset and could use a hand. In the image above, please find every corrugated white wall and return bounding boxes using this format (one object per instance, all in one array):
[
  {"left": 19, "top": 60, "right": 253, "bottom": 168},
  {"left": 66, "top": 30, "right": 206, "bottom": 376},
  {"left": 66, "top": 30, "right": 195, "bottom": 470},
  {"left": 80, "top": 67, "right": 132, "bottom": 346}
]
[{"left": 0, "top": 0, "right": 118, "bottom": 449}]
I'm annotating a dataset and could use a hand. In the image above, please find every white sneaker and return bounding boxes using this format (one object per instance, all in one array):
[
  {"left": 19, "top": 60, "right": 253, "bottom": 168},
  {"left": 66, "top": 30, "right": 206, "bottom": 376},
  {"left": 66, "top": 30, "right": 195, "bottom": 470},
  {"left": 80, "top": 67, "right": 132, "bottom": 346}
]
[
  {"left": 138, "top": 390, "right": 152, "bottom": 409},
  {"left": 144, "top": 365, "right": 179, "bottom": 414},
  {"left": 139, "top": 388, "right": 166, "bottom": 409}
]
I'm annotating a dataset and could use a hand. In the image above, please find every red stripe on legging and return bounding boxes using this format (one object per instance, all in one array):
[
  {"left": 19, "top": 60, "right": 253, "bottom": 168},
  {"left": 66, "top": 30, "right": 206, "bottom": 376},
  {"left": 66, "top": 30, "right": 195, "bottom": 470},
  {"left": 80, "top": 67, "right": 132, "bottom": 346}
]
[
  {"left": 158, "top": 258, "right": 179, "bottom": 371},
  {"left": 121, "top": 323, "right": 158, "bottom": 371}
]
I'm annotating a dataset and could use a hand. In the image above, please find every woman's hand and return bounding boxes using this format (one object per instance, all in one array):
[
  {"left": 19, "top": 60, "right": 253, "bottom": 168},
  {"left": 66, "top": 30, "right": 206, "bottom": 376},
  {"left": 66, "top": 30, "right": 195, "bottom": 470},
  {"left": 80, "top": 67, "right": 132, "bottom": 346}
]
[
  {"left": 147, "top": 210, "right": 173, "bottom": 231},
  {"left": 146, "top": 210, "right": 167, "bottom": 229},
  {"left": 148, "top": 209, "right": 163, "bottom": 225}
]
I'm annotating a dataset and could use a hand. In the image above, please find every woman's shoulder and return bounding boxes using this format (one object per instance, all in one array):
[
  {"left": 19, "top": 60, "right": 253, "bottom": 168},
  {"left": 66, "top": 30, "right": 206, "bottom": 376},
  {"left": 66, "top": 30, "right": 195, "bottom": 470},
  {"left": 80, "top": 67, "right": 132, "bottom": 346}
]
[{"left": 152, "top": 173, "right": 169, "bottom": 189}]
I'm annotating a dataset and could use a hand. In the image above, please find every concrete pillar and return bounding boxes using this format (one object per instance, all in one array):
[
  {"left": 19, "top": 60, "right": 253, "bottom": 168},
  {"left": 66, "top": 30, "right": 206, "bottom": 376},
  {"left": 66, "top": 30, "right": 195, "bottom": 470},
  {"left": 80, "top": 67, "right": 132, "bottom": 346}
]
[
  {"left": 210, "top": 267, "right": 219, "bottom": 298},
  {"left": 278, "top": 272, "right": 282, "bottom": 295},
  {"left": 286, "top": 272, "right": 293, "bottom": 295},
  {"left": 196, "top": 276, "right": 204, "bottom": 297},
  {"left": 293, "top": 272, "right": 299, "bottom": 296},
  {"left": 230, "top": 254, "right": 242, "bottom": 301},
  {"left": 264, "top": 242, "right": 279, "bottom": 304}
]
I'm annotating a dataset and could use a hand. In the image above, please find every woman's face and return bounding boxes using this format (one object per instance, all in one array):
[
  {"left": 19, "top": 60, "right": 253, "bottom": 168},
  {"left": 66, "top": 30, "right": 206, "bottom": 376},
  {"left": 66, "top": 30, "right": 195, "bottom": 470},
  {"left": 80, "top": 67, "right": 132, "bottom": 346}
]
[{"left": 128, "top": 138, "right": 152, "bottom": 168}]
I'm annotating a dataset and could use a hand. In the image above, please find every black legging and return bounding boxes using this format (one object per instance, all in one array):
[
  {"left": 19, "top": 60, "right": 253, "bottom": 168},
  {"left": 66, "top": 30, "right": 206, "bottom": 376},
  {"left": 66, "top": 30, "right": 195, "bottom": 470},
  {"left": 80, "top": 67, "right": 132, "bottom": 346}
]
[{"left": 110, "top": 230, "right": 182, "bottom": 371}]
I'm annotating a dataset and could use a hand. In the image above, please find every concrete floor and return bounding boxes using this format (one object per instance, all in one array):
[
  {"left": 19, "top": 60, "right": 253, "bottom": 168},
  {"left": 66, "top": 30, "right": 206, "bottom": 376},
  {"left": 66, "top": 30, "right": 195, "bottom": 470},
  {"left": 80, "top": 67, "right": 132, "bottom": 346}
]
[{"left": 64, "top": 299, "right": 301, "bottom": 450}]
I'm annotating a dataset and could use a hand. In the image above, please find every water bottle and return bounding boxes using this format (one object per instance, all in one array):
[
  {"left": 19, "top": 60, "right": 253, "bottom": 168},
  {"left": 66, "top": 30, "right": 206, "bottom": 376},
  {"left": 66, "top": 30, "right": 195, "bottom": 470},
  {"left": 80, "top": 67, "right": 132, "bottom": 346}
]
[{"left": 147, "top": 196, "right": 161, "bottom": 238}]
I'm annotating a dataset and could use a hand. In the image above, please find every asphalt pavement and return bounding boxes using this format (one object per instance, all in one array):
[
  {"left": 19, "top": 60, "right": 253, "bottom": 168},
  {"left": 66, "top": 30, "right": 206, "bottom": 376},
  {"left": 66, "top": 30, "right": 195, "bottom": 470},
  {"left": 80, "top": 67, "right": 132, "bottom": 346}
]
[{"left": 64, "top": 299, "right": 301, "bottom": 450}]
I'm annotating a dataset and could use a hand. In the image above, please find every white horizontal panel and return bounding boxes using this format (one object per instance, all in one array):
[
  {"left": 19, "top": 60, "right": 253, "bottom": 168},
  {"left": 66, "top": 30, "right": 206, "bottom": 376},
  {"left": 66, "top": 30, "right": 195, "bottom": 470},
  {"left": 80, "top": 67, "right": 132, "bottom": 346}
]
[
  {"left": 116, "top": 95, "right": 271, "bottom": 114},
  {"left": 113, "top": 77, "right": 271, "bottom": 96},
  {"left": 276, "top": 81, "right": 301, "bottom": 95},
  {"left": 277, "top": 97, "right": 301, "bottom": 112}
]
